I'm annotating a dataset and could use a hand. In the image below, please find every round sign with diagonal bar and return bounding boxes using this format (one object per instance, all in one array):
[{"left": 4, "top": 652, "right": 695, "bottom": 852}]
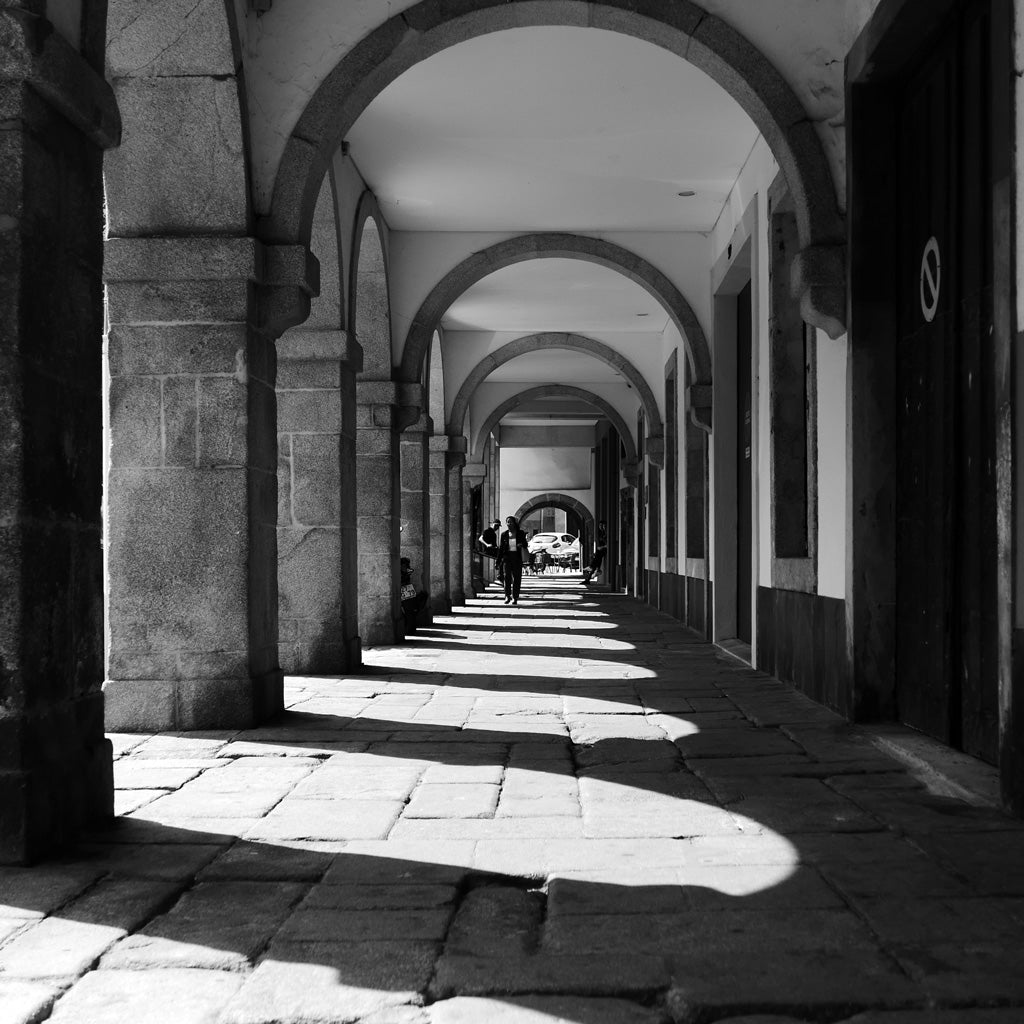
[{"left": 919, "top": 236, "right": 941, "bottom": 323}]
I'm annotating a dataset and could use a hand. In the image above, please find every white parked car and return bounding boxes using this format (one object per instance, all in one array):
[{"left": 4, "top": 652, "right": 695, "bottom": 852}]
[{"left": 527, "top": 532, "right": 581, "bottom": 558}]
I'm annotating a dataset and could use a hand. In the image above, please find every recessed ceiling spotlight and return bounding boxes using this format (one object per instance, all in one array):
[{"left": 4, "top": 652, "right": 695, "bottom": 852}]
[{"left": 677, "top": 189, "right": 697, "bottom": 197}]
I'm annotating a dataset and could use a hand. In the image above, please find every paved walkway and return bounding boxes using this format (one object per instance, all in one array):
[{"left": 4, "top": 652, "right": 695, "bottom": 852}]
[{"left": 3, "top": 578, "right": 1024, "bottom": 1024}]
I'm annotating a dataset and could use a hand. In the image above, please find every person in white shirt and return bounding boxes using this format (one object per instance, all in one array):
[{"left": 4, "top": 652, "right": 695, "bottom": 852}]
[{"left": 497, "top": 515, "right": 528, "bottom": 605}]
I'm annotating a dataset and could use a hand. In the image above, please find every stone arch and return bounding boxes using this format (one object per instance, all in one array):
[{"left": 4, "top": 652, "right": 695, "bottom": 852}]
[
  {"left": 470, "top": 385, "right": 637, "bottom": 481},
  {"left": 399, "top": 237, "right": 709, "bottom": 433},
  {"left": 349, "top": 192, "right": 391, "bottom": 380},
  {"left": 262, "top": 0, "right": 846, "bottom": 338},
  {"left": 514, "top": 493, "right": 595, "bottom": 540},
  {"left": 448, "top": 332, "right": 662, "bottom": 442}
]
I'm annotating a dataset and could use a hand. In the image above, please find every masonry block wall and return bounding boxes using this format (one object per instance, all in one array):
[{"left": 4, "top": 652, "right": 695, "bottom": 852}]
[
  {"left": 0, "top": 2, "right": 118, "bottom": 862},
  {"left": 400, "top": 417, "right": 431, "bottom": 622}
]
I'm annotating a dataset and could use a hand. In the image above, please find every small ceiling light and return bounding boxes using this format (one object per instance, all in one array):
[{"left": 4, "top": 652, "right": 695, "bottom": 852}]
[{"left": 677, "top": 189, "right": 696, "bottom": 197}]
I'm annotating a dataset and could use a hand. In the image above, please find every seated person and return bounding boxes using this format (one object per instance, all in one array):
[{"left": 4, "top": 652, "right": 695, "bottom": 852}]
[{"left": 400, "top": 557, "right": 429, "bottom": 633}]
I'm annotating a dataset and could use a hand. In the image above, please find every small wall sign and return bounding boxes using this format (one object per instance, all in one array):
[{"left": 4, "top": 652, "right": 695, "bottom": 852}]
[{"left": 919, "top": 236, "right": 941, "bottom": 323}]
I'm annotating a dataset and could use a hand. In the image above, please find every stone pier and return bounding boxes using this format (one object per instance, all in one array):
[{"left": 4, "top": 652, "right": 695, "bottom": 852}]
[
  {"left": 400, "top": 415, "right": 432, "bottom": 625},
  {"left": 428, "top": 436, "right": 453, "bottom": 614},
  {"left": 0, "top": 5, "right": 119, "bottom": 862},
  {"left": 355, "top": 381, "right": 401, "bottom": 644},
  {"left": 277, "top": 330, "right": 359, "bottom": 672},
  {"left": 103, "top": 238, "right": 284, "bottom": 731}
]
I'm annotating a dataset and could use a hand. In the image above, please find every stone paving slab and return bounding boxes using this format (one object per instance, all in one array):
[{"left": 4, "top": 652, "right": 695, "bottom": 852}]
[
  {"left": 219, "top": 942, "right": 438, "bottom": 1024},
  {"left": 46, "top": 968, "right": 243, "bottom": 1024},
  {"left": 0, "top": 917, "right": 123, "bottom": 981},
  {"left": 100, "top": 880, "right": 305, "bottom": 970},
  {"left": 404, "top": 782, "right": 499, "bottom": 818},
  {"left": 0, "top": 865, "right": 103, "bottom": 919},
  {"left": 244, "top": 798, "right": 404, "bottom": 841},
  {"left": 0, "top": 980, "right": 61, "bottom": 1024}
]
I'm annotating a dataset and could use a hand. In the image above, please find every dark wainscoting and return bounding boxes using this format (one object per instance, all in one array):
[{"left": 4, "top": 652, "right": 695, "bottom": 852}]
[
  {"left": 757, "top": 586, "right": 849, "bottom": 715},
  {"left": 645, "top": 571, "right": 712, "bottom": 638}
]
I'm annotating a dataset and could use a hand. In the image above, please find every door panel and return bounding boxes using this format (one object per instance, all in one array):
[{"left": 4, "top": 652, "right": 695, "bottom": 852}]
[
  {"left": 736, "top": 281, "right": 753, "bottom": 646},
  {"left": 895, "top": 0, "right": 998, "bottom": 761}
]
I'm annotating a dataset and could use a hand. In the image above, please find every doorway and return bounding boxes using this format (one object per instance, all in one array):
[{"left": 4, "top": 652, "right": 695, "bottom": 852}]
[
  {"left": 736, "top": 281, "right": 754, "bottom": 647},
  {"left": 893, "top": 0, "right": 998, "bottom": 761}
]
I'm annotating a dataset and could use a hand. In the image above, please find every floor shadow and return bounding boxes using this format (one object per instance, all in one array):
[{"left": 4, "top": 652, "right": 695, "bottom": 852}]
[{"left": 8, "top": 589, "right": 1024, "bottom": 1022}]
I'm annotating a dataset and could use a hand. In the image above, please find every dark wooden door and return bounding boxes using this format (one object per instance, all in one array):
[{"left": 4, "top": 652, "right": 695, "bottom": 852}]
[
  {"left": 895, "top": 0, "right": 998, "bottom": 761},
  {"left": 736, "top": 281, "right": 753, "bottom": 645}
]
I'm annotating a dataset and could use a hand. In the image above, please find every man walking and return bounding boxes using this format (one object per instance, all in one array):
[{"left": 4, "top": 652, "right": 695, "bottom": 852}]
[{"left": 498, "top": 515, "right": 528, "bottom": 605}]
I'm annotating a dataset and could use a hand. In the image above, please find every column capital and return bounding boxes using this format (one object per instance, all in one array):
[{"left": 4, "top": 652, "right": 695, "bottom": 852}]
[
  {"left": 646, "top": 434, "right": 665, "bottom": 467},
  {"left": 687, "top": 384, "right": 713, "bottom": 433},
  {"left": 792, "top": 243, "right": 846, "bottom": 340},
  {"left": 463, "top": 464, "right": 487, "bottom": 483}
]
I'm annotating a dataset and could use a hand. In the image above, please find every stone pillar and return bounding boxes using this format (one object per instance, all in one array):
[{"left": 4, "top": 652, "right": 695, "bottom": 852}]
[
  {"left": 447, "top": 454, "right": 467, "bottom": 606},
  {"left": 356, "top": 382, "right": 401, "bottom": 645},
  {"left": 277, "top": 330, "right": 359, "bottom": 672},
  {"left": 463, "top": 464, "right": 487, "bottom": 596},
  {"left": 104, "top": 238, "right": 285, "bottom": 730},
  {"left": 428, "top": 436, "right": 452, "bottom": 614},
  {"left": 400, "top": 415, "right": 431, "bottom": 625},
  {"left": 0, "top": 5, "right": 120, "bottom": 862}
]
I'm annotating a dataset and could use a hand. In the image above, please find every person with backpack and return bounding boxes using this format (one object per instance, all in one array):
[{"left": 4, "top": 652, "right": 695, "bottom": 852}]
[{"left": 478, "top": 518, "right": 503, "bottom": 584}]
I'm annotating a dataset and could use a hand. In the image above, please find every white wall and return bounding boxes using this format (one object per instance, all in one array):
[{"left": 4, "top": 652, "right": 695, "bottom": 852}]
[
  {"left": 500, "top": 447, "right": 593, "bottom": 520},
  {"left": 816, "top": 328, "right": 847, "bottom": 599}
]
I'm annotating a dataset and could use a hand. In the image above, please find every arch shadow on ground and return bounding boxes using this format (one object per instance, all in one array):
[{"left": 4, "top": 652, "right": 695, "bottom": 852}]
[{"left": 6, "top": 585, "right": 1024, "bottom": 1023}]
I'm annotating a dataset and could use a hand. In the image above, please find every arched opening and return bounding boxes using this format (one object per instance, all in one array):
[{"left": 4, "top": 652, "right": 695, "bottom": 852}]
[
  {"left": 514, "top": 492, "right": 596, "bottom": 572},
  {"left": 263, "top": 4, "right": 845, "bottom": 339},
  {"left": 470, "top": 385, "right": 637, "bottom": 473},
  {"left": 399, "top": 235, "right": 709, "bottom": 408},
  {"left": 447, "top": 332, "right": 663, "bottom": 445},
  {"left": 350, "top": 195, "right": 401, "bottom": 645},
  {"left": 350, "top": 197, "right": 391, "bottom": 380}
]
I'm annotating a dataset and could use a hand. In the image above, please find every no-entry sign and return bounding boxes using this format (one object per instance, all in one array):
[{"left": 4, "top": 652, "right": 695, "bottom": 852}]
[{"left": 920, "top": 236, "right": 941, "bottom": 323}]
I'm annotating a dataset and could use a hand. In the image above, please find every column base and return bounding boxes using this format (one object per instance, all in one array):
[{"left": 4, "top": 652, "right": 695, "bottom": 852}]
[{"left": 104, "top": 672, "right": 284, "bottom": 732}]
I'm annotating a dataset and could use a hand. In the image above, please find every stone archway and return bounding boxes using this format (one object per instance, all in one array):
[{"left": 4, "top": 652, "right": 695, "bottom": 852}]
[
  {"left": 262, "top": 0, "right": 846, "bottom": 339},
  {"left": 448, "top": 333, "right": 664, "bottom": 449},
  {"left": 514, "top": 493, "right": 596, "bottom": 541},
  {"left": 401, "top": 235, "right": 709, "bottom": 432},
  {"left": 470, "top": 384, "right": 638, "bottom": 485},
  {"left": 350, "top": 192, "right": 391, "bottom": 378},
  {"left": 350, "top": 192, "right": 402, "bottom": 645}
]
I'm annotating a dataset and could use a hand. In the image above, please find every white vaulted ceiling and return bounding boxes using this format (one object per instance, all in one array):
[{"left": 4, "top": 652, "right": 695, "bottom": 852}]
[
  {"left": 441, "top": 260, "right": 669, "bottom": 334},
  {"left": 346, "top": 27, "right": 758, "bottom": 234}
]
